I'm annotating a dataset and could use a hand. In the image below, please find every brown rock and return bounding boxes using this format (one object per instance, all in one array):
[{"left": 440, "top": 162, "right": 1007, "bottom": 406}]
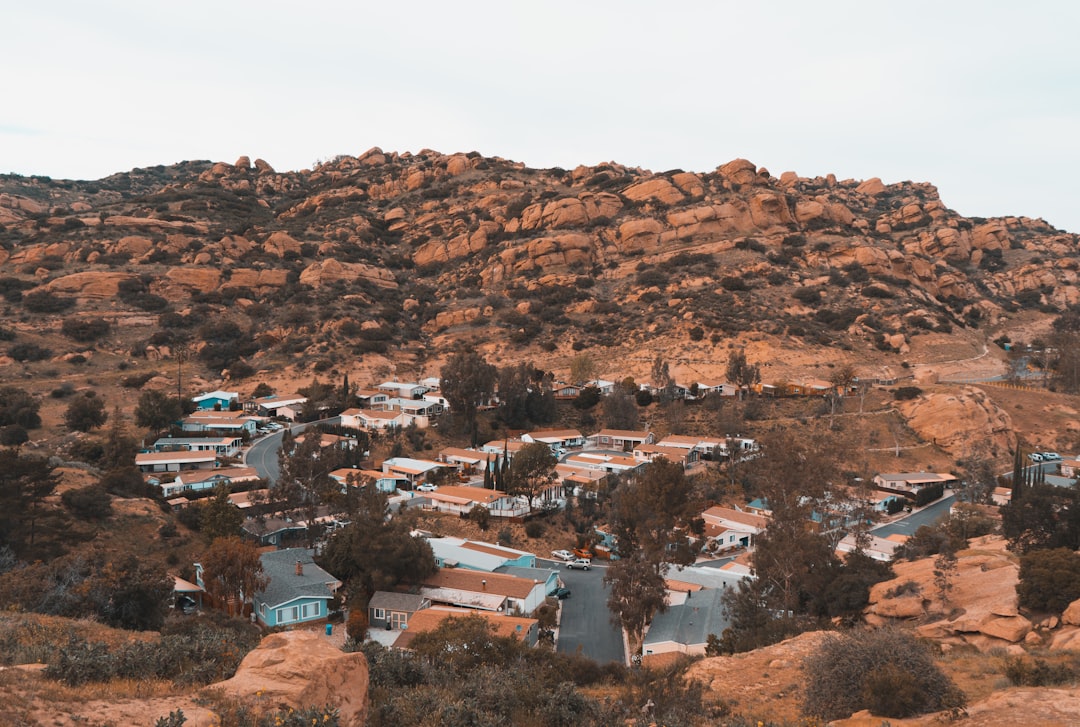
[
  {"left": 1062, "top": 598, "right": 1080, "bottom": 626},
  {"left": 717, "top": 158, "right": 758, "bottom": 186},
  {"left": 234, "top": 156, "right": 251, "bottom": 170},
  {"left": 253, "top": 158, "right": 275, "bottom": 174},
  {"left": 896, "top": 386, "right": 1015, "bottom": 458},
  {"left": 856, "top": 177, "right": 886, "bottom": 195},
  {"left": 43, "top": 271, "right": 136, "bottom": 299},
  {"left": 622, "top": 178, "right": 685, "bottom": 206},
  {"left": 299, "top": 260, "right": 397, "bottom": 289},
  {"left": 979, "top": 614, "right": 1032, "bottom": 642},
  {"left": 166, "top": 267, "right": 222, "bottom": 293},
  {"left": 113, "top": 235, "right": 154, "bottom": 257},
  {"left": 263, "top": 231, "right": 302, "bottom": 258},
  {"left": 617, "top": 218, "right": 664, "bottom": 253},
  {"left": 226, "top": 269, "right": 290, "bottom": 290},
  {"left": 212, "top": 631, "right": 368, "bottom": 727}
]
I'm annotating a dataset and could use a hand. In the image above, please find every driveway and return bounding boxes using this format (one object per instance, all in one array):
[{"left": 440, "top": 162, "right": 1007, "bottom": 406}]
[
  {"left": 538, "top": 558, "right": 625, "bottom": 664},
  {"left": 872, "top": 494, "right": 956, "bottom": 538}
]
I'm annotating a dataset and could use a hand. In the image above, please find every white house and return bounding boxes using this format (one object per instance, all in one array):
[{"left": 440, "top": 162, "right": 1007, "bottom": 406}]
[
  {"left": 330, "top": 467, "right": 408, "bottom": 494},
  {"left": 136, "top": 450, "right": 217, "bottom": 473},
  {"left": 586, "top": 429, "right": 655, "bottom": 450},
  {"left": 154, "top": 436, "right": 243, "bottom": 458},
  {"left": 161, "top": 466, "right": 261, "bottom": 498},
  {"left": 382, "top": 456, "right": 447, "bottom": 483},
  {"left": 420, "top": 568, "right": 548, "bottom": 615},
  {"left": 191, "top": 390, "right": 239, "bottom": 411},
  {"left": 522, "top": 429, "right": 585, "bottom": 450},
  {"left": 563, "top": 451, "right": 644, "bottom": 475},
  {"left": 340, "top": 408, "right": 412, "bottom": 431},
  {"left": 377, "top": 381, "right": 428, "bottom": 399}
]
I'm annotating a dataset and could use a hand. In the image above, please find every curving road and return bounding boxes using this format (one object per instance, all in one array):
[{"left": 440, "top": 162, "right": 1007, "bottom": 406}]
[{"left": 244, "top": 421, "right": 323, "bottom": 485}]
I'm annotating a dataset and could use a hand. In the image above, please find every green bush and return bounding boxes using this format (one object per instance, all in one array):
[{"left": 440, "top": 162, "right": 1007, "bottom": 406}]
[
  {"left": 61, "top": 486, "right": 113, "bottom": 520},
  {"left": 9, "top": 342, "right": 51, "bottom": 362},
  {"left": 524, "top": 521, "right": 545, "bottom": 538},
  {"left": 22, "top": 290, "right": 74, "bottom": 313},
  {"left": 802, "top": 628, "right": 965, "bottom": 720},
  {"left": 61, "top": 316, "right": 111, "bottom": 342},
  {"left": 894, "top": 386, "right": 923, "bottom": 400},
  {"left": 1018, "top": 548, "right": 1080, "bottom": 613}
]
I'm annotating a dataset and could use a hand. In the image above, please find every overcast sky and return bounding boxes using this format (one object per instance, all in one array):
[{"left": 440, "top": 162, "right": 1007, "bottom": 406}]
[{"left": 3, "top": 2, "right": 1078, "bottom": 232}]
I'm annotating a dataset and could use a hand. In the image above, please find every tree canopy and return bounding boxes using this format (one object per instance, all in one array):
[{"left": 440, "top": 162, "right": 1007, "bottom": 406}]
[{"left": 440, "top": 350, "right": 497, "bottom": 444}]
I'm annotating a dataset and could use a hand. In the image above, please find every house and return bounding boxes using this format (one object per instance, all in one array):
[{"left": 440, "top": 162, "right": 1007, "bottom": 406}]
[
  {"left": 587, "top": 379, "right": 616, "bottom": 395},
  {"left": 663, "top": 565, "right": 746, "bottom": 602},
  {"left": 701, "top": 506, "right": 769, "bottom": 550},
  {"left": 330, "top": 467, "right": 407, "bottom": 493},
  {"left": 556, "top": 462, "right": 610, "bottom": 495},
  {"left": 227, "top": 488, "right": 269, "bottom": 510},
  {"left": 423, "top": 486, "right": 528, "bottom": 518},
  {"left": 136, "top": 450, "right": 217, "bottom": 473},
  {"left": 494, "top": 565, "right": 560, "bottom": 595},
  {"left": 154, "top": 436, "right": 244, "bottom": 458},
  {"left": 368, "top": 591, "right": 430, "bottom": 630},
  {"left": 642, "top": 588, "right": 730, "bottom": 666},
  {"left": 392, "top": 607, "right": 539, "bottom": 649},
  {"left": 1060, "top": 459, "right": 1080, "bottom": 478},
  {"left": 586, "top": 429, "right": 655, "bottom": 451},
  {"left": 992, "top": 486, "right": 1012, "bottom": 506},
  {"left": 425, "top": 535, "right": 538, "bottom": 571},
  {"left": 252, "top": 548, "right": 341, "bottom": 627},
  {"left": 355, "top": 389, "right": 390, "bottom": 410},
  {"left": 873, "top": 472, "right": 958, "bottom": 498},
  {"left": 420, "top": 568, "right": 549, "bottom": 615},
  {"left": 340, "top": 408, "right": 412, "bottom": 431},
  {"left": 180, "top": 412, "right": 259, "bottom": 435},
  {"left": 523, "top": 429, "right": 585, "bottom": 450},
  {"left": 241, "top": 505, "right": 338, "bottom": 546},
  {"left": 835, "top": 533, "right": 905, "bottom": 562},
  {"left": 480, "top": 439, "right": 528, "bottom": 460},
  {"left": 438, "top": 447, "right": 488, "bottom": 474},
  {"left": 191, "top": 390, "right": 239, "bottom": 411},
  {"left": 377, "top": 381, "right": 429, "bottom": 399},
  {"left": 385, "top": 397, "right": 441, "bottom": 418},
  {"left": 294, "top": 432, "right": 359, "bottom": 451},
  {"left": 382, "top": 456, "right": 447, "bottom": 483},
  {"left": 553, "top": 383, "right": 583, "bottom": 400},
  {"left": 420, "top": 376, "right": 441, "bottom": 391},
  {"left": 161, "top": 466, "right": 261, "bottom": 498},
  {"left": 422, "top": 392, "right": 450, "bottom": 411},
  {"left": 695, "top": 381, "right": 736, "bottom": 397},
  {"left": 564, "top": 451, "right": 645, "bottom": 475},
  {"left": 248, "top": 395, "right": 309, "bottom": 419},
  {"left": 632, "top": 444, "right": 697, "bottom": 469}
]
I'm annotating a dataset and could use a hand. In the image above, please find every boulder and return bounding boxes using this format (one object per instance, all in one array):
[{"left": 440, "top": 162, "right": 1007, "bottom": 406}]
[
  {"left": 43, "top": 271, "right": 136, "bottom": 299},
  {"left": 622, "top": 178, "right": 685, "bottom": 206},
  {"left": 165, "top": 267, "right": 222, "bottom": 293},
  {"left": 717, "top": 158, "right": 758, "bottom": 186},
  {"left": 855, "top": 177, "right": 886, "bottom": 195},
  {"left": 211, "top": 630, "right": 368, "bottom": 727},
  {"left": 896, "top": 387, "right": 1015, "bottom": 458},
  {"left": 1062, "top": 598, "right": 1080, "bottom": 626},
  {"left": 979, "top": 614, "right": 1032, "bottom": 643},
  {"left": 263, "top": 231, "right": 302, "bottom": 258}
]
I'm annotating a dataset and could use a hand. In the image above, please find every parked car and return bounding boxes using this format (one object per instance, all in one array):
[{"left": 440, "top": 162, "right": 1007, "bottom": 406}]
[
  {"left": 1042, "top": 452, "right": 1062, "bottom": 461},
  {"left": 416, "top": 483, "right": 438, "bottom": 492},
  {"left": 566, "top": 558, "right": 591, "bottom": 570},
  {"left": 551, "top": 549, "right": 574, "bottom": 561},
  {"left": 554, "top": 587, "right": 571, "bottom": 599},
  {"left": 1028, "top": 453, "right": 1044, "bottom": 462},
  {"left": 175, "top": 596, "right": 198, "bottom": 615}
]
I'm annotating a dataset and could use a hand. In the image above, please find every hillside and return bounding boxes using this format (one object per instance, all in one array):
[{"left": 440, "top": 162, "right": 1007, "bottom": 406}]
[{"left": 1, "top": 149, "right": 1075, "bottom": 386}]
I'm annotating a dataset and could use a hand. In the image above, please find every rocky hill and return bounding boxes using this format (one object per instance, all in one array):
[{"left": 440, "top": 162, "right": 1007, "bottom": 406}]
[{"left": 1, "top": 149, "right": 1076, "bottom": 386}]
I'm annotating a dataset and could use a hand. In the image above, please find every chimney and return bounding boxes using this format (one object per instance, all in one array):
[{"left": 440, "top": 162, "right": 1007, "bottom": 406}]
[
  {"left": 481, "top": 579, "right": 487, "bottom": 591},
  {"left": 295, "top": 560, "right": 303, "bottom": 576}
]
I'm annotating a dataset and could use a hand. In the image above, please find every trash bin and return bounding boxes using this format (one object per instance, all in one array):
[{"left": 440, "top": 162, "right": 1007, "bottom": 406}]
[{"left": 325, "top": 623, "right": 333, "bottom": 636}]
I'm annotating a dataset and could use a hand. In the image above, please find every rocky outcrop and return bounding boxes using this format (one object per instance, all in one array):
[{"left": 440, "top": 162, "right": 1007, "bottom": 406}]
[
  {"left": 212, "top": 630, "right": 368, "bottom": 727},
  {"left": 42, "top": 271, "right": 136, "bottom": 299},
  {"left": 896, "top": 387, "right": 1015, "bottom": 458},
  {"left": 299, "top": 259, "right": 397, "bottom": 288},
  {"left": 519, "top": 193, "right": 622, "bottom": 231}
]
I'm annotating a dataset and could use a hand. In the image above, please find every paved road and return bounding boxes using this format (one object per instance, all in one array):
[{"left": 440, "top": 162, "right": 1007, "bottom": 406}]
[
  {"left": 539, "top": 558, "right": 625, "bottom": 665},
  {"left": 872, "top": 494, "right": 956, "bottom": 538},
  {"left": 244, "top": 420, "right": 324, "bottom": 485}
]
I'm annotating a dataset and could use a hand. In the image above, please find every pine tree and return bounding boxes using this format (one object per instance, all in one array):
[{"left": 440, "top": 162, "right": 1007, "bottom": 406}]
[
  {"left": 1012, "top": 447, "right": 1026, "bottom": 501},
  {"left": 483, "top": 456, "right": 492, "bottom": 489}
]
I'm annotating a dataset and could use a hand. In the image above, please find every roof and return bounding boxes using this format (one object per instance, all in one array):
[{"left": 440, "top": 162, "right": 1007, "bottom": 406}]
[
  {"left": 257, "top": 548, "right": 340, "bottom": 609},
  {"left": 655, "top": 435, "right": 701, "bottom": 449},
  {"left": 876, "top": 472, "right": 956, "bottom": 483},
  {"left": 228, "top": 488, "right": 268, "bottom": 508},
  {"left": 422, "top": 568, "right": 543, "bottom": 599},
  {"left": 192, "top": 390, "right": 238, "bottom": 402},
  {"left": 635, "top": 444, "right": 690, "bottom": 461},
  {"left": 368, "top": 591, "right": 429, "bottom": 613},
  {"left": 703, "top": 505, "right": 769, "bottom": 530},
  {"left": 494, "top": 565, "right": 559, "bottom": 583},
  {"left": 482, "top": 439, "right": 527, "bottom": 453},
  {"left": 525, "top": 429, "right": 583, "bottom": 441},
  {"left": 175, "top": 467, "right": 260, "bottom": 486},
  {"left": 427, "top": 537, "right": 516, "bottom": 571},
  {"left": 136, "top": 450, "right": 216, "bottom": 464},
  {"left": 664, "top": 565, "right": 747, "bottom": 591},
  {"left": 643, "top": 588, "right": 730, "bottom": 649},
  {"left": 460, "top": 540, "right": 534, "bottom": 560},
  {"left": 440, "top": 447, "right": 487, "bottom": 464},
  {"left": 383, "top": 457, "right": 445, "bottom": 473},
  {"left": 393, "top": 607, "right": 536, "bottom": 649},
  {"left": 254, "top": 395, "right": 308, "bottom": 410},
  {"left": 426, "top": 486, "right": 508, "bottom": 506},
  {"left": 155, "top": 436, "right": 239, "bottom": 447},
  {"left": 591, "top": 429, "right": 652, "bottom": 440},
  {"left": 173, "top": 575, "right": 204, "bottom": 593}
]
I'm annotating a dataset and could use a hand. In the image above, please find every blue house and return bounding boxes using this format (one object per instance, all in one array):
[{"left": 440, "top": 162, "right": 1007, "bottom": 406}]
[
  {"left": 192, "top": 390, "right": 240, "bottom": 411},
  {"left": 253, "top": 548, "right": 341, "bottom": 627}
]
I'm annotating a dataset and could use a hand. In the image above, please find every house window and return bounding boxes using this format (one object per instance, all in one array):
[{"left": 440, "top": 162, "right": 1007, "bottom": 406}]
[
  {"left": 391, "top": 611, "right": 407, "bottom": 629},
  {"left": 373, "top": 608, "right": 385, "bottom": 620},
  {"left": 301, "top": 602, "right": 320, "bottom": 619},
  {"left": 276, "top": 605, "right": 300, "bottom": 624}
]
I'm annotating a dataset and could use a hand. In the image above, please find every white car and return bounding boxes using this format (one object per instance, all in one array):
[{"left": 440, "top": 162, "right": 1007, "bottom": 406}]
[
  {"left": 551, "top": 549, "right": 574, "bottom": 562},
  {"left": 416, "top": 483, "right": 438, "bottom": 492},
  {"left": 1028, "top": 453, "right": 1044, "bottom": 462},
  {"left": 1041, "top": 452, "right": 1061, "bottom": 461},
  {"left": 566, "top": 558, "right": 592, "bottom": 570}
]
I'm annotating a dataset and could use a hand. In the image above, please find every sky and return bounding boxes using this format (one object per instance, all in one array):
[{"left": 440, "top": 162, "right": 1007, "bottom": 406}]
[{"left": 3, "top": 1, "right": 1078, "bottom": 232}]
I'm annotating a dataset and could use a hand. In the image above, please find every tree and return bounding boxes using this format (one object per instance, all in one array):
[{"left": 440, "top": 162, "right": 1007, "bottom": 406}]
[
  {"left": 1017, "top": 548, "right": 1080, "bottom": 613},
  {"left": 650, "top": 355, "right": 675, "bottom": 402},
  {"left": 0, "top": 449, "right": 59, "bottom": 555},
  {"left": 1002, "top": 484, "right": 1080, "bottom": 554},
  {"left": 802, "top": 628, "right": 965, "bottom": 721},
  {"left": 0, "top": 385, "right": 41, "bottom": 429},
  {"left": 440, "top": 350, "right": 496, "bottom": 445},
  {"left": 317, "top": 487, "right": 435, "bottom": 603},
  {"left": 201, "top": 536, "right": 268, "bottom": 615},
  {"left": 569, "top": 353, "right": 598, "bottom": 385},
  {"left": 497, "top": 362, "right": 533, "bottom": 429},
  {"left": 933, "top": 550, "right": 958, "bottom": 607},
  {"left": 604, "top": 553, "right": 668, "bottom": 656},
  {"left": 507, "top": 442, "right": 557, "bottom": 514},
  {"left": 200, "top": 483, "right": 243, "bottom": 542},
  {"left": 64, "top": 392, "right": 108, "bottom": 432},
  {"left": 101, "top": 557, "right": 172, "bottom": 631},
  {"left": 60, "top": 316, "right": 111, "bottom": 343},
  {"left": 101, "top": 407, "right": 138, "bottom": 471},
  {"left": 610, "top": 459, "right": 697, "bottom": 562},
  {"left": 726, "top": 348, "right": 760, "bottom": 400},
  {"left": 409, "top": 614, "right": 525, "bottom": 673},
  {"left": 275, "top": 428, "right": 346, "bottom": 542},
  {"left": 602, "top": 387, "right": 639, "bottom": 431},
  {"left": 134, "top": 389, "right": 183, "bottom": 432}
]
